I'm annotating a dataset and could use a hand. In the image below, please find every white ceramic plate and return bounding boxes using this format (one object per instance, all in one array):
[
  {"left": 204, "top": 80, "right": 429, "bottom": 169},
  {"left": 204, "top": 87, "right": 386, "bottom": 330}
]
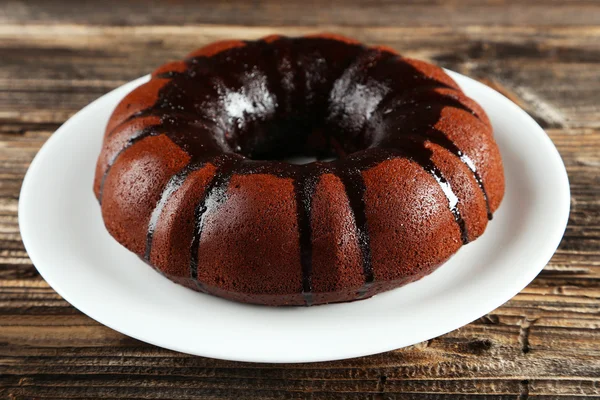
[{"left": 19, "top": 71, "right": 570, "bottom": 363}]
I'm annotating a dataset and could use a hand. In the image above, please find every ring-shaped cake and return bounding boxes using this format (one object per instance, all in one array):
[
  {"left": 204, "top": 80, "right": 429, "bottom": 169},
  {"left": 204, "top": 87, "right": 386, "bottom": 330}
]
[{"left": 94, "top": 34, "right": 505, "bottom": 306}]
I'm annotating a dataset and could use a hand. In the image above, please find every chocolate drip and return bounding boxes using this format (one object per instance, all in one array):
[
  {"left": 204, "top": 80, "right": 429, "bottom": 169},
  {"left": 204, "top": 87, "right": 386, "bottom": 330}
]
[
  {"left": 106, "top": 108, "right": 214, "bottom": 138},
  {"left": 337, "top": 166, "right": 374, "bottom": 297},
  {"left": 423, "top": 127, "right": 493, "bottom": 221},
  {"left": 189, "top": 156, "right": 241, "bottom": 282},
  {"left": 403, "top": 95, "right": 493, "bottom": 220},
  {"left": 293, "top": 167, "right": 319, "bottom": 306},
  {"left": 395, "top": 140, "right": 469, "bottom": 245},
  {"left": 145, "top": 163, "right": 203, "bottom": 261},
  {"left": 373, "top": 90, "right": 493, "bottom": 221}
]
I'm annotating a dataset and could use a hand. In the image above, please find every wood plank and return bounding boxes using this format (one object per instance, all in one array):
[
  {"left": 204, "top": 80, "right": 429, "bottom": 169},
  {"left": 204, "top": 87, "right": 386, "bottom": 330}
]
[{"left": 2, "top": 0, "right": 600, "bottom": 27}]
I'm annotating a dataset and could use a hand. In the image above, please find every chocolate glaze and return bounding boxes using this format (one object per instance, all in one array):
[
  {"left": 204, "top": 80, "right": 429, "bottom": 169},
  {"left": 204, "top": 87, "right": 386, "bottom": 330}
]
[
  {"left": 293, "top": 168, "right": 319, "bottom": 306},
  {"left": 336, "top": 166, "right": 374, "bottom": 297},
  {"left": 144, "top": 163, "right": 204, "bottom": 261},
  {"left": 189, "top": 155, "right": 242, "bottom": 284},
  {"left": 370, "top": 94, "right": 493, "bottom": 221},
  {"left": 97, "top": 35, "right": 500, "bottom": 305}
]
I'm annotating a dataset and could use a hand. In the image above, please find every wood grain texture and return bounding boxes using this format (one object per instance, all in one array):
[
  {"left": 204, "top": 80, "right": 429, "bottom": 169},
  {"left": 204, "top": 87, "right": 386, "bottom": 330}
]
[
  {"left": 0, "top": 1, "right": 598, "bottom": 399},
  {"left": 2, "top": 0, "right": 600, "bottom": 27}
]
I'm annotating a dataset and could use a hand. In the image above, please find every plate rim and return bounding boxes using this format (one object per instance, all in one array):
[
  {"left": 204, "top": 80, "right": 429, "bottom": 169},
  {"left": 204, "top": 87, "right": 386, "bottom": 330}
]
[{"left": 18, "top": 70, "right": 571, "bottom": 363}]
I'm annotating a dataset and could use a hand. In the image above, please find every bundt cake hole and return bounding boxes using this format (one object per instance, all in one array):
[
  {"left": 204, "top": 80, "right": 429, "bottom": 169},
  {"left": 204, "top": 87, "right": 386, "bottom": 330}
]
[{"left": 226, "top": 115, "right": 351, "bottom": 164}]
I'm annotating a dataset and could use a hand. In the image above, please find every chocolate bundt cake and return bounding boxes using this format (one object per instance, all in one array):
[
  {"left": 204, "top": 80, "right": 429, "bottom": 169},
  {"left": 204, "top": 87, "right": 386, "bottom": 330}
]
[{"left": 94, "top": 34, "right": 504, "bottom": 306}]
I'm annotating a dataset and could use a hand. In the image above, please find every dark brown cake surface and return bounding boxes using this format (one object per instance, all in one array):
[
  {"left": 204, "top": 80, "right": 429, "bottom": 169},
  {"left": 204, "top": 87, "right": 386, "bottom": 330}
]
[{"left": 94, "top": 34, "right": 505, "bottom": 306}]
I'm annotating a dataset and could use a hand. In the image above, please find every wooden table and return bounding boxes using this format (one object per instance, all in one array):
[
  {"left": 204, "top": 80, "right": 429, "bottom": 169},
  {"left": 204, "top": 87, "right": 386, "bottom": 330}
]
[{"left": 1, "top": 1, "right": 598, "bottom": 398}]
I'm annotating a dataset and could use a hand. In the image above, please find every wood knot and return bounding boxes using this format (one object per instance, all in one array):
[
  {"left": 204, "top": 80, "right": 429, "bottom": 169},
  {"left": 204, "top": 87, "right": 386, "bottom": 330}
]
[
  {"left": 466, "top": 338, "right": 493, "bottom": 354},
  {"left": 519, "top": 318, "right": 537, "bottom": 354}
]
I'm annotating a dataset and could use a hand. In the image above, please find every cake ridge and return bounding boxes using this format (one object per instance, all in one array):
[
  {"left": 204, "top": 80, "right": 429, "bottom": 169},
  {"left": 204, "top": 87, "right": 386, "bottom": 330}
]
[
  {"left": 418, "top": 126, "right": 492, "bottom": 220},
  {"left": 189, "top": 155, "right": 242, "bottom": 281},
  {"left": 98, "top": 124, "right": 161, "bottom": 203},
  {"left": 106, "top": 109, "right": 216, "bottom": 139},
  {"left": 144, "top": 162, "right": 205, "bottom": 261},
  {"left": 393, "top": 141, "right": 469, "bottom": 245},
  {"left": 371, "top": 95, "right": 493, "bottom": 220}
]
